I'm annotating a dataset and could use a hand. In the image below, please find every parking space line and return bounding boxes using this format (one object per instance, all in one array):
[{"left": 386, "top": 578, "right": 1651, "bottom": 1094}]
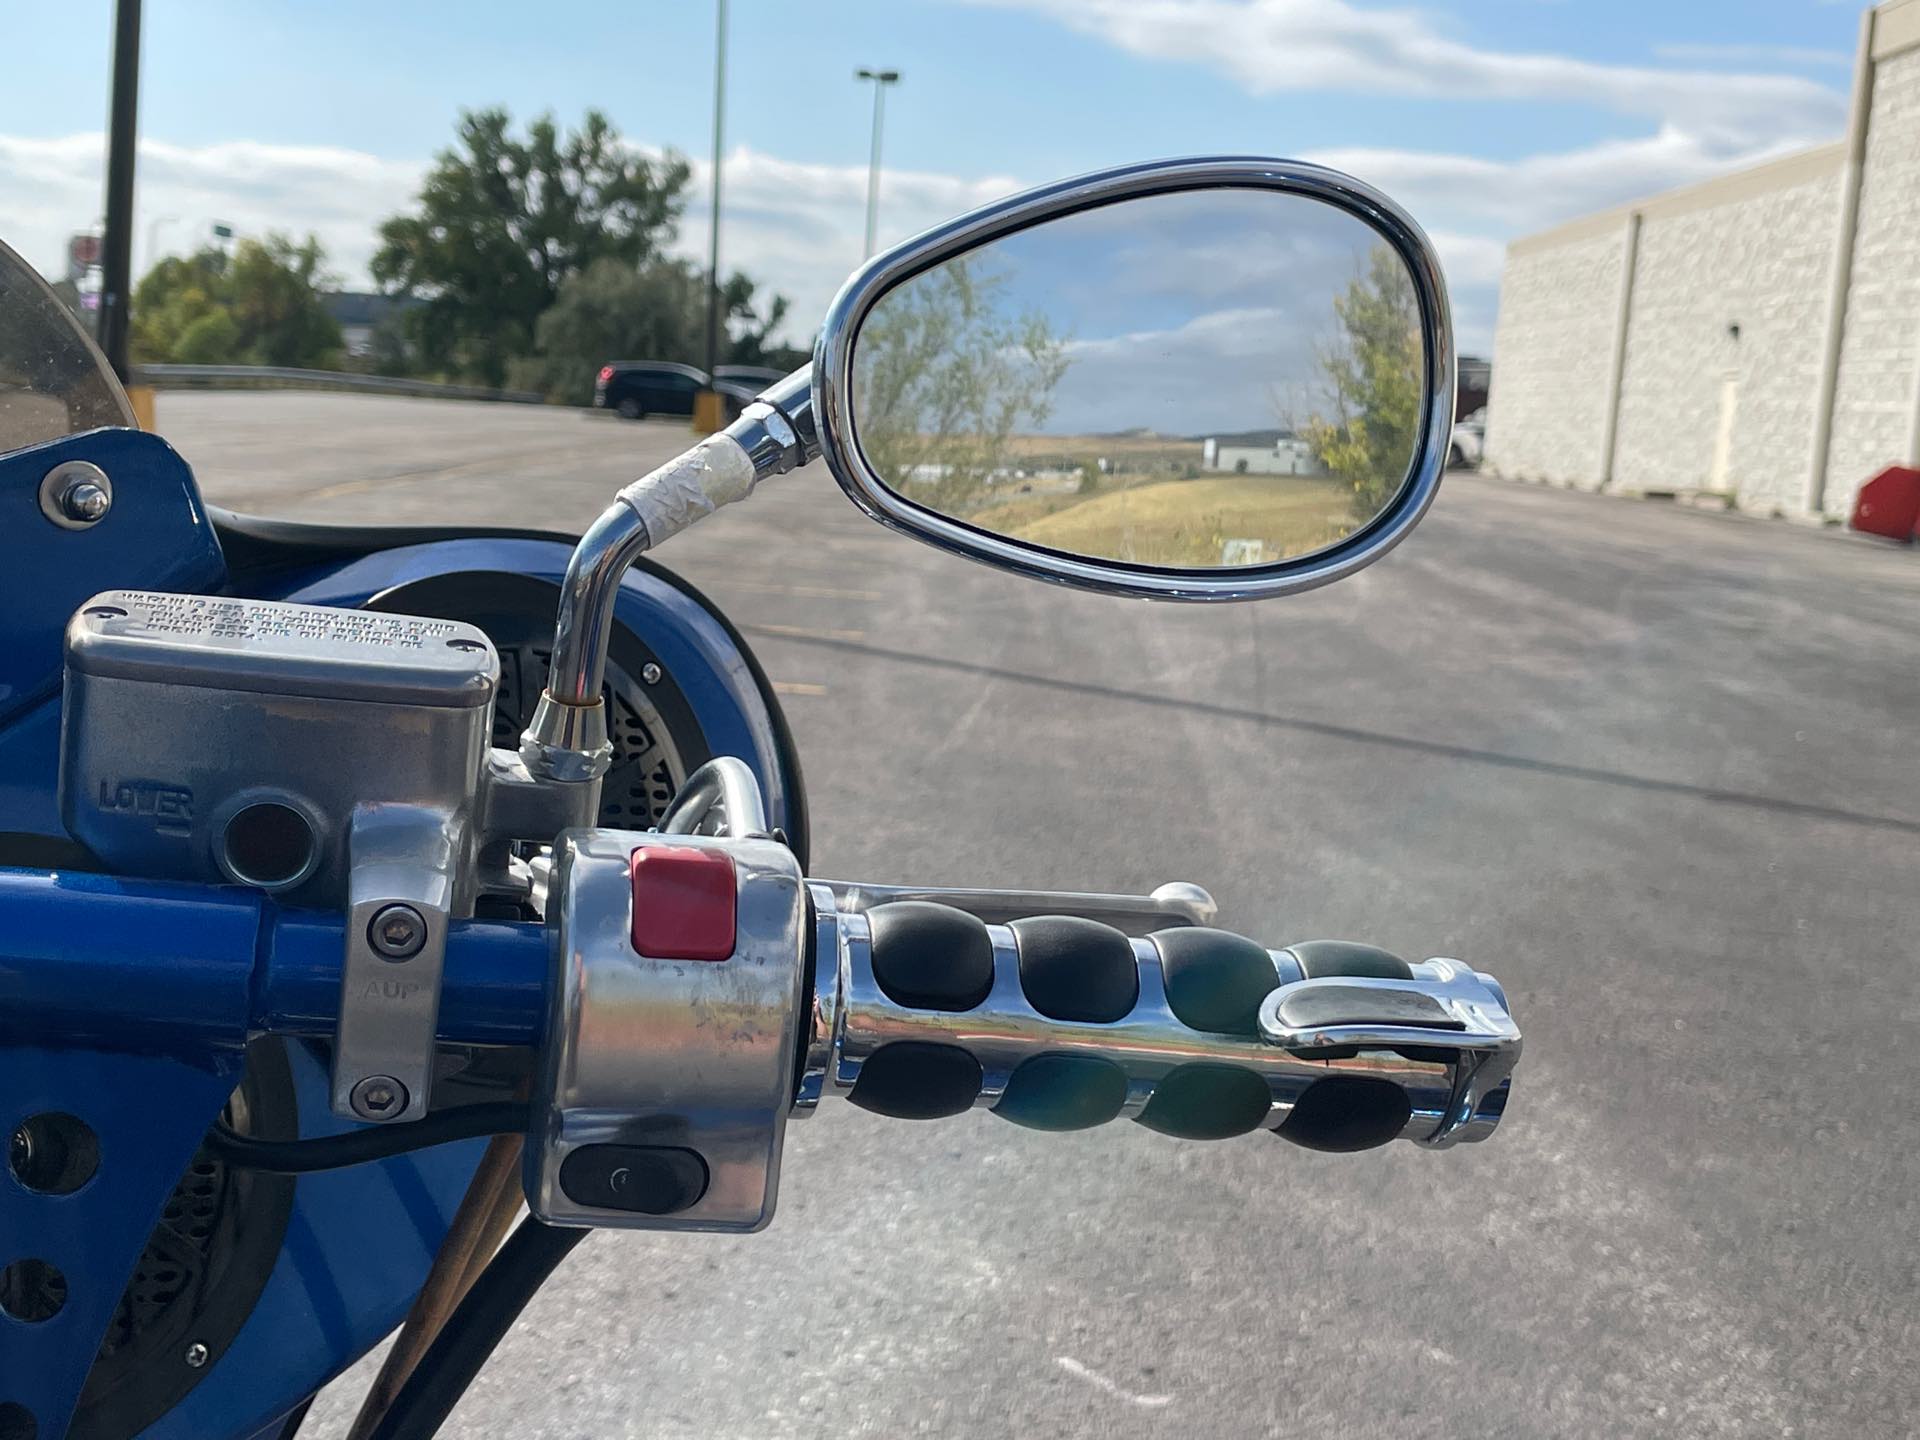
[
  {"left": 748, "top": 622, "right": 867, "bottom": 643},
  {"left": 727, "top": 581, "right": 881, "bottom": 601}
]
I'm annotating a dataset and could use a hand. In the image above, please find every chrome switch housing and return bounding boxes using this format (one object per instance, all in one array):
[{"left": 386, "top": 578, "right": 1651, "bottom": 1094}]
[{"left": 529, "top": 827, "right": 809, "bottom": 1231}]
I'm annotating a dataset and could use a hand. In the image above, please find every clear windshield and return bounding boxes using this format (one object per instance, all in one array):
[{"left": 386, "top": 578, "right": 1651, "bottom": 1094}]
[{"left": 0, "top": 235, "right": 134, "bottom": 457}]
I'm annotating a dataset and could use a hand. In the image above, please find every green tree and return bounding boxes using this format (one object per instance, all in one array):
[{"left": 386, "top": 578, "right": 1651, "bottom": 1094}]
[
  {"left": 372, "top": 108, "right": 692, "bottom": 386},
  {"left": 512, "top": 256, "right": 805, "bottom": 406},
  {"left": 172, "top": 310, "right": 239, "bottom": 364},
  {"left": 129, "top": 236, "right": 342, "bottom": 368},
  {"left": 1303, "top": 243, "right": 1424, "bottom": 522},
  {"left": 853, "top": 254, "right": 1070, "bottom": 513},
  {"left": 224, "top": 235, "right": 342, "bottom": 366}
]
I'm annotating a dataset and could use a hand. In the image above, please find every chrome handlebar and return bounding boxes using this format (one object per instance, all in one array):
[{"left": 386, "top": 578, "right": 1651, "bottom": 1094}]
[
  {"left": 798, "top": 886, "right": 1518, "bottom": 1151},
  {"left": 528, "top": 825, "right": 1520, "bottom": 1233}
]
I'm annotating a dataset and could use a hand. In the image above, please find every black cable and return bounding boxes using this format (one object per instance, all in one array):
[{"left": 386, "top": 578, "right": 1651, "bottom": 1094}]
[
  {"left": 205, "top": 1102, "right": 529, "bottom": 1173},
  {"left": 368, "top": 1217, "right": 589, "bottom": 1440}
]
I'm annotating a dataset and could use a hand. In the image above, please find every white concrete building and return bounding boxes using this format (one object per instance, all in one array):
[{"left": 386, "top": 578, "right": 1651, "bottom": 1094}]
[
  {"left": 1202, "top": 431, "right": 1325, "bottom": 476},
  {"left": 1484, "top": 0, "right": 1920, "bottom": 521}
]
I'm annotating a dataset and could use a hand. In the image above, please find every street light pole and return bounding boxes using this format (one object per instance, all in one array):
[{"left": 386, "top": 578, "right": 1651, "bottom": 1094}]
[
  {"left": 855, "top": 67, "right": 899, "bottom": 260},
  {"left": 699, "top": 0, "right": 728, "bottom": 431},
  {"left": 143, "top": 214, "right": 176, "bottom": 273},
  {"left": 98, "top": 0, "right": 142, "bottom": 384}
]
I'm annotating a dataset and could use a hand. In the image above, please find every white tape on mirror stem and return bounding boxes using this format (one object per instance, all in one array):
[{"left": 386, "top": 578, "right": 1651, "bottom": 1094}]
[{"left": 615, "top": 435, "right": 757, "bottom": 546}]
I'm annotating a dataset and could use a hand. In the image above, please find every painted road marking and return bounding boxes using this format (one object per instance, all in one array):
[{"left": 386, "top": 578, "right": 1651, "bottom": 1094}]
[
  {"left": 771, "top": 681, "right": 828, "bottom": 697},
  {"left": 728, "top": 580, "right": 881, "bottom": 601},
  {"left": 748, "top": 622, "right": 867, "bottom": 643},
  {"left": 1054, "top": 1357, "right": 1173, "bottom": 1408}
]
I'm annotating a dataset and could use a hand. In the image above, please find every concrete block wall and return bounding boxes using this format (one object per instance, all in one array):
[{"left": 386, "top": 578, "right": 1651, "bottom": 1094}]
[
  {"left": 1484, "top": 0, "right": 1920, "bottom": 521},
  {"left": 1612, "top": 163, "right": 1841, "bottom": 511},
  {"left": 1481, "top": 226, "right": 1624, "bottom": 489},
  {"left": 1825, "top": 38, "right": 1920, "bottom": 518}
]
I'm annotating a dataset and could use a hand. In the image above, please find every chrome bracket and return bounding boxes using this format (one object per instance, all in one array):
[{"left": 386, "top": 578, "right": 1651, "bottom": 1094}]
[
  {"left": 332, "top": 804, "right": 461, "bottom": 1124},
  {"left": 1256, "top": 961, "right": 1521, "bottom": 1147}
]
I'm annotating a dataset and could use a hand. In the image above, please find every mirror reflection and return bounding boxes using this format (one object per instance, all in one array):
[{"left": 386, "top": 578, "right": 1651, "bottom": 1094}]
[{"left": 850, "top": 188, "right": 1427, "bottom": 569}]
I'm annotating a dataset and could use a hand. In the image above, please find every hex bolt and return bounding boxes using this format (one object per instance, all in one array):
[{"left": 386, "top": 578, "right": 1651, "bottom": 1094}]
[
  {"left": 368, "top": 903, "right": 427, "bottom": 960},
  {"left": 38, "top": 461, "right": 114, "bottom": 530},
  {"left": 641, "top": 662, "right": 663, "bottom": 685},
  {"left": 62, "top": 480, "right": 111, "bottom": 523},
  {"left": 350, "top": 1076, "right": 408, "bottom": 1120},
  {"left": 184, "top": 1342, "right": 209, "bottom": 1368}
]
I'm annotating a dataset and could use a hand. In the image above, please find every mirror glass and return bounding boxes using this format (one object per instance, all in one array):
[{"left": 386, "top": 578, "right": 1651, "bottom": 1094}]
[{"left": 850, "top": 188, "right": 1428, "bottom": 569}]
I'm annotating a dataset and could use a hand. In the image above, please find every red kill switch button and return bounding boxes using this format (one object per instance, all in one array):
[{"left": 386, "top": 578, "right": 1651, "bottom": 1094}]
[{"left": 629, "top": 845, "right": 737, "bottom": 960}]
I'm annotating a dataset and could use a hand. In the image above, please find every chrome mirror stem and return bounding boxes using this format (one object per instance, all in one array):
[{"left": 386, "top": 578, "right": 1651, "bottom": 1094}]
[{"left": 521, "top": 369, "right": 818, "bottom": 791}]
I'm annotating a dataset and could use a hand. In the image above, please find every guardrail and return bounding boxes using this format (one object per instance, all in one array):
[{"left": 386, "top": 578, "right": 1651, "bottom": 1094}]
[{"left": 133, "top": 364, "right": 546, "bottom": 405}]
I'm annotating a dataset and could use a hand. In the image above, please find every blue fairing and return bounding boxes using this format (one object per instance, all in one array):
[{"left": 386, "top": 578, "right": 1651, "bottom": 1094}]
[{"left": 0, "top": 429, "right": 797, "bottom": 1439}]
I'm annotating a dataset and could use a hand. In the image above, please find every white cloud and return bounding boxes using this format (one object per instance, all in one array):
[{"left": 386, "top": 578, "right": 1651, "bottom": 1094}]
[
  {"left": 0, "top": 132, "right": 1020, "bottom": 347},
  {"left": 1652, "top": 42, "right": 1851, "bottom": 68},
  {"left": 0, "top": 132, "right": 421, "bottom": 290},
  {"left": 968, "top": 0, "right": 1846, "bottom": 145},
  {"left": 676, "top": 147, "right": 1024, "bottom": 337},
  {"left": 1302, "top": 127, "right": 1825, "bottom": 237},
  {"left": 949, "top": 0, "right": 1853, "bottom": 359}
]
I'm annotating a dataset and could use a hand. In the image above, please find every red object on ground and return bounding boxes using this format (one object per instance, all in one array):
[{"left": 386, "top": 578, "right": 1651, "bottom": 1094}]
[
  {"left": 629, "top": 845, "right": 737, "bottom": 960},
  {"left": 1850, "top": 466, "right": 1920, "bottom": 542}
]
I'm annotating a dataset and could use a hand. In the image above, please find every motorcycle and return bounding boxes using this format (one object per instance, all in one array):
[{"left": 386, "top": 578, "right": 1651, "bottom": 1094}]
[{"left": 0, "top": 155, "right": 1519, "bottom": 1439}]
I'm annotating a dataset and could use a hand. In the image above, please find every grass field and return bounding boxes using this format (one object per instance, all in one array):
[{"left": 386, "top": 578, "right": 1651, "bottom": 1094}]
[{"left": 969, "top": 472, "right": 1356, "bottom": 566}]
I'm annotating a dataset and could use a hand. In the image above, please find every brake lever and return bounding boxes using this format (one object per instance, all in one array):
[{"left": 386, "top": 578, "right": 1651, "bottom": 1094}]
[
  {"left": 821, "top": 878, "right": 1217, "bottom": 934},
  {"left": 657, "top": 756, "right": 770, "bottom": 840}
]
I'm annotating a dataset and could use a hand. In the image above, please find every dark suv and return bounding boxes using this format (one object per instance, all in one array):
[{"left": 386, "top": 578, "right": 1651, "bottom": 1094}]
[{"left": 594, "top": 361, "right": 775, "bottom": 421}]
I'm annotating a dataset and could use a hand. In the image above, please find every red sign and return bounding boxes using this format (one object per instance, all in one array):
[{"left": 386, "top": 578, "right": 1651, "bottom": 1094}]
[{"left": 67, "top": 233, "right": 102, "bottom": 271}]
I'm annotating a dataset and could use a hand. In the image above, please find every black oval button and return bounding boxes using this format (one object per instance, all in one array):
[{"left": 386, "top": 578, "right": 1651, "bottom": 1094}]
[{"left": 559, "top": 1144, "right": 709, "bottom": 1215}]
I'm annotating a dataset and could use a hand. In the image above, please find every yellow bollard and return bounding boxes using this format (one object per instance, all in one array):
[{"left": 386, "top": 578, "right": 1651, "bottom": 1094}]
[
  {"left": 691, "top": 389, "right": 727, "bottom": 436},
  {"left": 125, "top": 384, "right": 157, "bottom": 432}
]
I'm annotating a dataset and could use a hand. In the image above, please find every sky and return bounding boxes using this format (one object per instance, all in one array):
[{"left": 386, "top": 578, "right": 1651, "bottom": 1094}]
[
  {"left": 875, "top": 187, "right": 1394, "bottom": 435},
  {"left": 0, "top": 0, "right": 1867, "bottom": 359}
]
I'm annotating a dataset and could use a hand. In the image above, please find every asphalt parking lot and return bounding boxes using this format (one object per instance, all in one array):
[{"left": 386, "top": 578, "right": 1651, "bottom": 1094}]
[{"left": 165, "top": 391, "right": 1920, "bottom": 1439}]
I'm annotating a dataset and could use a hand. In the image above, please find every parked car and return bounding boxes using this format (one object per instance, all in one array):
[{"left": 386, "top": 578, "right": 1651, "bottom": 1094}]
[
  {"left": 713, "top": 363, "right": 789, "bottom": 394},
  {"left": 1450, "top": 406, "right": 1486, "bottom": 468},
  {"left": 593, "top": 361, "right": 767, "bottom": 421}
]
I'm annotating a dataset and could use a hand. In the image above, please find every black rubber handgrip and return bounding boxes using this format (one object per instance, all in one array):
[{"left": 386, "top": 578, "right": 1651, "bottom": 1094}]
[
  {"left": 1276, "top": 1076, "right": 1412, "bottom": 1152},
  {"left": 1135, "top": 1063, "right": 1272, "bottom": 1140},
  {"left": 867, "top": 901, "right": 994, "bottom": 1011},
  {"left": 1010, "top": 915, "right": 1137, "bottom": 1022},
  {"left": 848, "top": 1041, "right": 983, "bottom": 1119},
  {"left": 1286, "top": 940, "right": 1412, "bottom": 980},
  {"left": 1150, "top": 927, "right": 1278, "bottom": 1036},
  {"left": 994, "top": 1054, "right": 1129, "bottom": 1131}
]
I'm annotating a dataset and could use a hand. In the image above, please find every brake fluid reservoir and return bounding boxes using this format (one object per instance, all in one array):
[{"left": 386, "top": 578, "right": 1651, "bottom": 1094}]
[{"left": 60, "top": 590, "right": 498, "bottom": 906}]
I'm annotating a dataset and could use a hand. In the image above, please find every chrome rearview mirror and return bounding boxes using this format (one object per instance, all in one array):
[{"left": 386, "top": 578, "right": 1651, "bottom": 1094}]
[
  {"left": 813, "top": 157, "right": 1453, "bottom": 600},
  {"left": 525, "top": 157, "right": 1451, "bottom": 788}
]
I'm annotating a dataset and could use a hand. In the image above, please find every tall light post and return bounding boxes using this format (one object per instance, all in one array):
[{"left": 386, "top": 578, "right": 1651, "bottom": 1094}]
[
  {"left": 98, "top": 0, "right": 142, "bottom": 383},
  {"left": 143, "top": 214, "right": 176, "bottom": 272},
  {"left": 855, "top": 67, "right": 899, "bottom": 259},
  {"left": 697, "top": 0, "right": 729, "bottom": 433}
]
